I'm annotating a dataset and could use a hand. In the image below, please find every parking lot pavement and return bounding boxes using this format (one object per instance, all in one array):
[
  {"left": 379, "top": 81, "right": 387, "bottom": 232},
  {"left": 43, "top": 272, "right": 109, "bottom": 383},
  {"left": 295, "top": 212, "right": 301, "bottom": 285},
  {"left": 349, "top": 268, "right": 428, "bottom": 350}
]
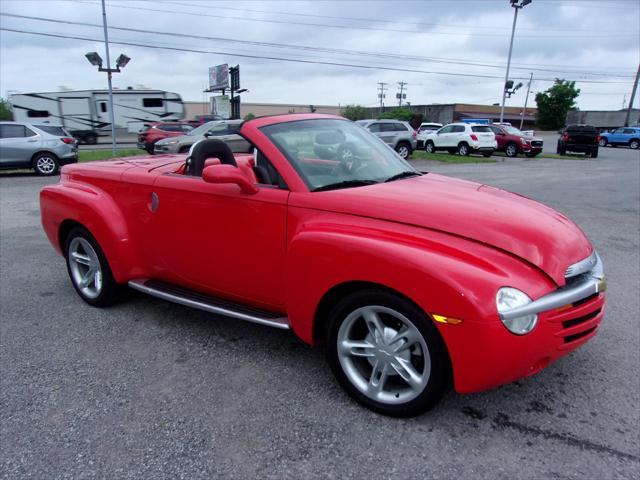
[{"left": 1, "top": 154, "right": 639, "bottom": 479}]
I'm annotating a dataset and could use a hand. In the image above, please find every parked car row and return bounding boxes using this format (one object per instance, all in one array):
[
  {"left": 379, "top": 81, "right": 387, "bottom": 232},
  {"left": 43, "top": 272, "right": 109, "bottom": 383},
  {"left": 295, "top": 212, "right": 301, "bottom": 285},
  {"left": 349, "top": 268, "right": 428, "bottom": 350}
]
[{"left": 355, "top": 119, "right": 417, "bottom": 159}]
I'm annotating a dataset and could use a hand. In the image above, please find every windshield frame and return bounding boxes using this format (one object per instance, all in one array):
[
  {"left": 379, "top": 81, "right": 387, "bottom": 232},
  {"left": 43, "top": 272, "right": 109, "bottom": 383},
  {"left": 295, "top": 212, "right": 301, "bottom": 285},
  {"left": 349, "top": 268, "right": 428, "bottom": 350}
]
[{"left": 259, "top": 118, "right": 418, "bottom": 192}]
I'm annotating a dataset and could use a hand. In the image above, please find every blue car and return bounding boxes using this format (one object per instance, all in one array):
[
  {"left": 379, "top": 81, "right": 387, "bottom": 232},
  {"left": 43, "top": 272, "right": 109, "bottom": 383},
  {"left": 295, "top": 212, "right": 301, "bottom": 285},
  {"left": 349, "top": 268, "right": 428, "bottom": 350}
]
[{"left": 599, "top": 127, "right": 640, "bottom": 150}]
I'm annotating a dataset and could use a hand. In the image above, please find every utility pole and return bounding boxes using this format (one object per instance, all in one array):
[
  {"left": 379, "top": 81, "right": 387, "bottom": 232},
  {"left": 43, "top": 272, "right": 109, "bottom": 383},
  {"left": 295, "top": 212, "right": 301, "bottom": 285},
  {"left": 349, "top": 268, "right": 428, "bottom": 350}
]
[
  {"left": 519, "top": 72, "right": 533, "bottom": 130},
  {"left": 624, "top": 63, "right": 640, "bottom": 127},
  {"left": 100, "top": 0, "right": 116, "bottom": 156},
  {"left": 397, "top": 81, "right": 407, "bottom": 107},
  {"left": 377, "top": 82, "right": 387, "bottom": 114},
  {"left": 500, "top": 0, "right": 532, "bottom": 123}
]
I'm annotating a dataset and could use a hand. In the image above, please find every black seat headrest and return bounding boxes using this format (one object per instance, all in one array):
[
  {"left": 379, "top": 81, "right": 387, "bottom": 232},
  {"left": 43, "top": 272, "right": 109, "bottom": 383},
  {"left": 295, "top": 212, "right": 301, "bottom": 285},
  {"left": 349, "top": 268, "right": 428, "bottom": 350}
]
[{"left": 187, "top": 139, "right": 237, "bottom": 176}]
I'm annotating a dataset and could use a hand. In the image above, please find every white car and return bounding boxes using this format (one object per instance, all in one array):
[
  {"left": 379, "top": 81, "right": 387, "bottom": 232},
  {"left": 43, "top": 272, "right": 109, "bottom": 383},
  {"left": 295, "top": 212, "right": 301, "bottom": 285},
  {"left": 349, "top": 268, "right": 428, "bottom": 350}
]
[
  {"left": 423, "top": 123, "right": 497, "bottom": 157},
  {"left": 416, "top": 122, "right": 443, "bottom": 149}
]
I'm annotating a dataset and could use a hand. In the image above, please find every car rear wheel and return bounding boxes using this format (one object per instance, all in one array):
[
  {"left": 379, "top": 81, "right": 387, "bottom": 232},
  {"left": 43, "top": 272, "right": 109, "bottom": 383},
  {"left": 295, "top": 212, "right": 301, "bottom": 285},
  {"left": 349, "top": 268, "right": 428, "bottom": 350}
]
[
  {"left": 505, "top": 142, "right": 518, "bottom": 157},
  {"left": 457, "top": 143, "right": 469, "bottom": 156},
  {"left": 65, "top": 227, "right": 124, "bottom": 307},
  {"left": 145, "top": 142, "right": 155, "bottom": 154},
  {"left": 326, "top": 290, "right": 450, "bottom": 417},
  {"left": 32, "top": 153, "right": 60, "bottom": 176},
  {"left": 598, "top": 138, "right": 608, "bottom": 147},
  {"left": 630, "top": 139, "right": 639, "bottom": 150},
  {"left": 591, "top": 148, "right": 598, "bottom": 158},
  {"left": 395, "top": 142, "right": 411, "bottom": 159},
  {"left": 424, "top": 141, "right": 435, "bottom": 153}
]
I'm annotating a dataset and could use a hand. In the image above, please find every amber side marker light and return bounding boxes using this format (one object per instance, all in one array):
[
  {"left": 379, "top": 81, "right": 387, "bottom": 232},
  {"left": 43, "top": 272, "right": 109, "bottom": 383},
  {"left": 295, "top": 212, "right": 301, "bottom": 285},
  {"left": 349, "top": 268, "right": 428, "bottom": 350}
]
[{"left": 432, "top": 314, "right": 463, "bottom": 325}]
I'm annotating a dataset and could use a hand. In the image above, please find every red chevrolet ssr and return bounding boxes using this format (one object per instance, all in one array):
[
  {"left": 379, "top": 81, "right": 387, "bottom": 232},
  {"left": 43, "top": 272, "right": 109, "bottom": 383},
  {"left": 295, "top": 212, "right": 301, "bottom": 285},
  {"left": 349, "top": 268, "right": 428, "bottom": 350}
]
[{"left": 40, "top": 114, "right": 606, "bottom": 416}]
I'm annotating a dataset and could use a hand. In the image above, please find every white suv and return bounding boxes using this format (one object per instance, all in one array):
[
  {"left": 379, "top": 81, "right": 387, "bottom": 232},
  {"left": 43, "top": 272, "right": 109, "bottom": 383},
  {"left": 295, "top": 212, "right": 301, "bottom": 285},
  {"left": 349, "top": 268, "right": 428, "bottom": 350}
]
[{"left": 423, "top": 123, "right": 496, "bottom": 157}]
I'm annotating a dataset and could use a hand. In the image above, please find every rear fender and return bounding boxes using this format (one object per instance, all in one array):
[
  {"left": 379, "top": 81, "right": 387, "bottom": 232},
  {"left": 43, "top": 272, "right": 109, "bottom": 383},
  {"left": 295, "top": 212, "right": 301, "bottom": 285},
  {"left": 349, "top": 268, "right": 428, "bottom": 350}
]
[{"left": 40, "top": 182, "right": 144, "bottom": 282}]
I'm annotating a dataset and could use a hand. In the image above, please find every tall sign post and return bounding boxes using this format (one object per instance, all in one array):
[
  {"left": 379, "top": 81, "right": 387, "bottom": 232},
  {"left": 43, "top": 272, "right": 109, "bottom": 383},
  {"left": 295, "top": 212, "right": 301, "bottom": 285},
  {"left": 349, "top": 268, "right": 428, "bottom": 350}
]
[{"left": 204, "top": 64, "right": 246, "bottom": 120}]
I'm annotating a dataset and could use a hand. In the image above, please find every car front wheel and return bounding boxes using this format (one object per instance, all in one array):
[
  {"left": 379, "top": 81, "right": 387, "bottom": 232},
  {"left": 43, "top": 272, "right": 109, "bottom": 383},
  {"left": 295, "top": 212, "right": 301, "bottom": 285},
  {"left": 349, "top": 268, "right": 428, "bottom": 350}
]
[
  {"left": 326, "top": 290, "right": 450, "bottom": 417},
  {"left": 505, "top": 142, "right": 518, "bottom": 157},
  {"left": 65, "top": 227, "right": 124, "bottom": 307},
  {"left": 630, "top": 139, "right": 639, "bottom": 150},
  {"left": 599, "top": 138, "right": 608, "bottom": 147},
  {"left": 32, "top": 153, "right": 60, "bottom": 176}
]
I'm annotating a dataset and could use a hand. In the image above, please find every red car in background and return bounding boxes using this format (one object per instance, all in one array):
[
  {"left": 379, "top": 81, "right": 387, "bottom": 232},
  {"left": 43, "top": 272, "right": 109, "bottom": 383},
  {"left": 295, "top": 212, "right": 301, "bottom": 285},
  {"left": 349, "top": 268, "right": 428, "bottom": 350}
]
[
  {"left": 40, "top": 114, "right": 605, "bottom": 417},
  {"left": 488, "top": 124, "right": 544, "bottom": 157},
  {"left": 137, "top": 122, "right": 193, "bottom": 154}
]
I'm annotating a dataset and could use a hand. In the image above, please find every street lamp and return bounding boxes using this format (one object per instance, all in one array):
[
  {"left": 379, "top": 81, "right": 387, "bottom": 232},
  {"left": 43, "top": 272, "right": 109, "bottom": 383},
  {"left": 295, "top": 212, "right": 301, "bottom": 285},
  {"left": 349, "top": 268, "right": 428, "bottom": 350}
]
[
  {"left": 84, "top": 0, "right": 131, "bottom": 156},
  {"left": 499, "top": 0, "right": 532, "bottom": 123}
]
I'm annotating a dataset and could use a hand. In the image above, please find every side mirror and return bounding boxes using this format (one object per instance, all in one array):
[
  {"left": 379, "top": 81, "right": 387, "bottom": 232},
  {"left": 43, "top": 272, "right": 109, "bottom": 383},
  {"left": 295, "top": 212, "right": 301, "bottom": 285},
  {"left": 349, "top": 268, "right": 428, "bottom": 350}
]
[{"left": 202, "top": 164, "right": 258, "bottom": 195}]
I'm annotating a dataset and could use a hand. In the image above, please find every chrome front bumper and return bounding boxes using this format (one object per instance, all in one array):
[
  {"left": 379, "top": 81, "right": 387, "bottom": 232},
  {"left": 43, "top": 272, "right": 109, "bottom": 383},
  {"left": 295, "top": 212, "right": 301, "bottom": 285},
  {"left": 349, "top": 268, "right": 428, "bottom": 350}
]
[{"left": 500, "top": 252, "right": 605, "bottom": 321}]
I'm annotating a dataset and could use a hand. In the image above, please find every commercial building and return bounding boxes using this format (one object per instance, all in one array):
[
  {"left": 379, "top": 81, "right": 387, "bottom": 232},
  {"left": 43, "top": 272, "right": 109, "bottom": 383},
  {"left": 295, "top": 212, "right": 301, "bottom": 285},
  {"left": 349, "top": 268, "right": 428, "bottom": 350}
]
[
  {"left": 566, "top": 109, "right": 639, "bottom": 130},
  {"left": 386, "top": 103, "right": 538, "bottom": 127},
  {"left": 183, "top": 101, "right": 341, "bottom": 120}
]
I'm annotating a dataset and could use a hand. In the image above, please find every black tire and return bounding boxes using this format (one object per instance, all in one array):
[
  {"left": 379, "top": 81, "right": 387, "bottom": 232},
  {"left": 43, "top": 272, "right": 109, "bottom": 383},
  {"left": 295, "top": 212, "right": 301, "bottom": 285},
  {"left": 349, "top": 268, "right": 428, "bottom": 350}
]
[
  {"left": 424, "top": 141, "right": 436, "bottom": 154},
  {"left": 556, "top": 142, "right": 566, "bottom": 155},
  {"left": 591, "top": 148, "right": 598, "bottom": 158},
  {"left": 32, "top": 152, "right": 60, "bottom": 176},
  {"left": 482, "top": 151, "right": 493, "bottom": 158},
  {"left": 326, "top": 289, "right": 451, "bottom": 417},
  {"left": 64, "top": 227, "right": 125, "bottom": 307},
  {"left": 630, "top": 139, "right": 639, "bottom": 150},
  {"left": 145, "top": 142, "right": 155, "bottom": 155},
  {"left": 505, "top": 142, "right": 519, "bottom": 157},
  {"left": 598, "top": 138, "right": 608, "bottom": 147},
  {"left": 395, "top": 142, "right": 411, "bottom": 159},
  {"left": 457, "top": 142, "right": 469, "bottom": 156},
  {"left": 84, "top": 133, "right": 98, "bottom": 145}
]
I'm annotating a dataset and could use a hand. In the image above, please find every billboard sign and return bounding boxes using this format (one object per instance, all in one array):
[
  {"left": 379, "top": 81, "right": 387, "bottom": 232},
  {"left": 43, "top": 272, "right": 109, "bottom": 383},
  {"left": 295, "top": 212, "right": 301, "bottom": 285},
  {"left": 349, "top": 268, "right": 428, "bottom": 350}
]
[
  {"left": 209, "top": 64, "right": 229, "bottom": 90},
  {"left": 211, "top": 95, "right": 231, "bottom": 119}
]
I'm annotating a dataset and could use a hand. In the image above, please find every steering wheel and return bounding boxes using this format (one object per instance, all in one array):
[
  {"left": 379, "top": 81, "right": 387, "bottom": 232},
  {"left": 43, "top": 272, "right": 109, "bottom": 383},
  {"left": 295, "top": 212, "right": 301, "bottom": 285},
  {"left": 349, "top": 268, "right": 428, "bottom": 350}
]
[{"left": 332, "top": 142, "right": 363, "bottom": 175}]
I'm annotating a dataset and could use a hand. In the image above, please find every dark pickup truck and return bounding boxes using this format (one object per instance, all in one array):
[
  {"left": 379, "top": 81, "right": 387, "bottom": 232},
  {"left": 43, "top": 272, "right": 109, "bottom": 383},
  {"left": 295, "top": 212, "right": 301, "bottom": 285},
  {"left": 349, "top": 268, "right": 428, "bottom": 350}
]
[{"left": 557, "top": 125, "right": 599, "bottom": 158}]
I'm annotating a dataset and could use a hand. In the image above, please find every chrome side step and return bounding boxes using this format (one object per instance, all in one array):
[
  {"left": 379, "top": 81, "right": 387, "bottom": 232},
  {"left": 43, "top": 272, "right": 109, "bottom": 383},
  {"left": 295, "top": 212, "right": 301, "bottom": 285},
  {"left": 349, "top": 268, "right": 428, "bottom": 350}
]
[{"left": 128, "top": 279, "right": 289, "bottom": 330}]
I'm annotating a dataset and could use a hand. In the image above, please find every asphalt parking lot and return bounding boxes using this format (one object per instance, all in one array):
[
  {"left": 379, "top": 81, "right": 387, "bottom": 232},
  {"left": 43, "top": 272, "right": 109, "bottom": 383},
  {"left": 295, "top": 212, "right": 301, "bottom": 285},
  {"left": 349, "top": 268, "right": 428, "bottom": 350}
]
[{"left": 1, "top": 151, "right": 639, "bottom": 479}]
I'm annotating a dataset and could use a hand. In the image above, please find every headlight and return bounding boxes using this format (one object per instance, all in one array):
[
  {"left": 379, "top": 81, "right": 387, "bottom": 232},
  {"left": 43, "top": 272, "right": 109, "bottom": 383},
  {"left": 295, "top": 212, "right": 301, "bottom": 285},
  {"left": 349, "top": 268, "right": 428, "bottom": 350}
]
[
  {"left": 496, "top": 287, "right": 538, "bottom": 335},
  {"left": 520, "top": 137, "right": 527, "bottom": 145},
  {"left": 166, "top": 140, "right": 179, "bottom": 145}
]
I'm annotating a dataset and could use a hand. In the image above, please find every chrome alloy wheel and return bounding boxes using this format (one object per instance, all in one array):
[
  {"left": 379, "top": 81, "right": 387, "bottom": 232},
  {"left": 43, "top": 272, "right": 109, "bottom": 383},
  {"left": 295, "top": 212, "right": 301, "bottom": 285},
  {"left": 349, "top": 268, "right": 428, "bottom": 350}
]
[
  {"left": 36, "top": 156, "right": 56, "bottom": 174},
  {"left": 506, "top": 144, "right": 518, "bottom": 157},
  {"left": 337, "top": 305, "right": 430, "bottom": 404},
  {"left": 397, "top": 145, "right": 409, "bottom": 158},
  {"left": 68, "top": 237, "right": 103, "bottom": 299}
]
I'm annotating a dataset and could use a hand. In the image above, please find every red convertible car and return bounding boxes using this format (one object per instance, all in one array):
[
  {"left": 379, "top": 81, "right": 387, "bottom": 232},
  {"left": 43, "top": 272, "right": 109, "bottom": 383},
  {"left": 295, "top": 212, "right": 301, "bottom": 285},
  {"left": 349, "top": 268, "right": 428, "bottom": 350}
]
[{"left": 40, "top": 114, "right": 606, "bottom": 416}]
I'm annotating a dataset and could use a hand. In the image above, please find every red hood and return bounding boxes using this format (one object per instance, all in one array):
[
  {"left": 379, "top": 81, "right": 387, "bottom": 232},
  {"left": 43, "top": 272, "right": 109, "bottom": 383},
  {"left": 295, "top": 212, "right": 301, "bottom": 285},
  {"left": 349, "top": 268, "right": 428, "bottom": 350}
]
[{"left": 291, "top": 174, "right": 592, "bottom": 285}]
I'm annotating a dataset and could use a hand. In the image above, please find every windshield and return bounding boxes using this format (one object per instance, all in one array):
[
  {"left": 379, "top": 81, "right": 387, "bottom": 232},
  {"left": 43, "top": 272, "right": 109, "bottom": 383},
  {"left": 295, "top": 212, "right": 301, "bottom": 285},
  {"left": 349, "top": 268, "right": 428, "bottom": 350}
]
[
  {"left": 504, "top": 126, "right": 525, "bottom": 136},
  {"left": 260, "top": 118, "right": 419, "bottom": 191},
  {"left": 189, "top": 121, "right": 220, "bottom": 136}
]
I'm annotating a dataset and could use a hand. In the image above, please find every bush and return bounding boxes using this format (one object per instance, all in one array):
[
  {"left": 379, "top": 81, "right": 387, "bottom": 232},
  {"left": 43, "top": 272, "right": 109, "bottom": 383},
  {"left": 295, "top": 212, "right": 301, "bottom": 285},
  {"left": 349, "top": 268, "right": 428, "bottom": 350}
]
[
  {"left": 0, "top": 98, "right": 12, "bottom": 121},
  {"left": 243, "top": 112, "right": 256, "bottom": 121},
  {"left": 342, "top": 104, "right": 369, "bottom": 121}
]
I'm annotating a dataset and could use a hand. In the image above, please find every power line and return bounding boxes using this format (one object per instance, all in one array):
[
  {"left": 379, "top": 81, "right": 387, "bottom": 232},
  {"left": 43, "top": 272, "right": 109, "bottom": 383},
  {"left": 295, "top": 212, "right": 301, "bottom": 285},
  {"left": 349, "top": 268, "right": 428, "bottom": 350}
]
[
  {"left": 1, "top": 12, "right": 635, "bottom": 79},
  {"left": 163, "top": 0, "right": 632, "bottom": 34},
  {"left": 67, "top": 0, "right": 637, "bottom": 38},
  {"left": 1, "top": 26, "right": 634, "bottom": 85}
]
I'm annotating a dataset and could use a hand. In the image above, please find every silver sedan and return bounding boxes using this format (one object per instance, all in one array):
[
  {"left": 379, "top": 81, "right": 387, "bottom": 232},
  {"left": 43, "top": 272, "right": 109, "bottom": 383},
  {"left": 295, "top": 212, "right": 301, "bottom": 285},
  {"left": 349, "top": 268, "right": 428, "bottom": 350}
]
[{"left": 154, "top": 120, "right": 251, "bottom": 155}]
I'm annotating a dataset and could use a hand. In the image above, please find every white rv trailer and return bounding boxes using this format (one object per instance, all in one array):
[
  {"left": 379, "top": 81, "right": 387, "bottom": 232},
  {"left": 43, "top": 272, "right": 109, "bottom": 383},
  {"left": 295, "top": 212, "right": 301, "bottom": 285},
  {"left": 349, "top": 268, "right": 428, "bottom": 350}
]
[{"left": 9, "top": 89, "right": 184, "bottom": 143}]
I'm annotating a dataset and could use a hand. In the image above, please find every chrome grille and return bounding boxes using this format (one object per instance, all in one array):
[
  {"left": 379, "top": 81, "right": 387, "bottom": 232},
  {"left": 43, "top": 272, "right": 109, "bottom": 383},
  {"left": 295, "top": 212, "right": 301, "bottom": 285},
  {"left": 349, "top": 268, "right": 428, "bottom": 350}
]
[{"left": 565, "top": 252, "right": 598, "bottom": 279}]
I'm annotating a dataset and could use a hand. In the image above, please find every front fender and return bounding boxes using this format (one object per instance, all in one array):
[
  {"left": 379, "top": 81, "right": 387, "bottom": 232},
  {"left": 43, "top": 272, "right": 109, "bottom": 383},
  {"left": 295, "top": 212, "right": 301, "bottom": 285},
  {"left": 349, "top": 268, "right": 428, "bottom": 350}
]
[
  {"left": 40, "top": 181, "right": 145, "bottom": 282},
  {"left": 285, "top": 213, "right": 554, "bottom": 344}
]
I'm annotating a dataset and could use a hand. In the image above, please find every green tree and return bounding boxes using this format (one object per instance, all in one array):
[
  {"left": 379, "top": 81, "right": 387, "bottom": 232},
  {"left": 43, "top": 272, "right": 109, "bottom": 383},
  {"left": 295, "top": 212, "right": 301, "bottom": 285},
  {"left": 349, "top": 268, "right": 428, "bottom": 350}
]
[
  {"left": 341, "top": 104, "right": 369, "bottom": 121},
  {"left": 0, "top": 98, "right": 12, "bottom": 121},
  {"left": 378, "top": 107, "right": 414, "bottom": 122},
  {"left": 535, "top": 79, "right": 580, "bottom": 130},
  {"left": 243, "top": 112, "right": 255, "bottom": 121}
]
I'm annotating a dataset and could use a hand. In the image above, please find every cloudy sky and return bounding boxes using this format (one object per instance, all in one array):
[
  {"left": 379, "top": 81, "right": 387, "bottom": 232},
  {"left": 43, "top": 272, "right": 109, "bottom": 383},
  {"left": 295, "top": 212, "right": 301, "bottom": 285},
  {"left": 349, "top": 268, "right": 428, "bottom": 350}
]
[{"left": 0, "top": 0, "right": 638, "bottom": 111}]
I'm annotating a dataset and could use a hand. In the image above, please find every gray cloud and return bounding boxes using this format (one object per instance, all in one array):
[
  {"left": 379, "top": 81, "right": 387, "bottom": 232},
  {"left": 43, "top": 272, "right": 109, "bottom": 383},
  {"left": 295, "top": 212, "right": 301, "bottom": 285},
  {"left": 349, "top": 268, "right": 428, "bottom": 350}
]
[{"left": 0, "top": 0, "right": 638, "bottom": 110}]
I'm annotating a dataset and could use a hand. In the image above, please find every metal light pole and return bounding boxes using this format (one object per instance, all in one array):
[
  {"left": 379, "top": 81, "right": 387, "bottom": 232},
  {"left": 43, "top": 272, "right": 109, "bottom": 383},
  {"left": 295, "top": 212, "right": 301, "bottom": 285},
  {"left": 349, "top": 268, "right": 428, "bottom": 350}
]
[
  {"left": 519, "top": 72, "right": 533, "bottom": 130},
  {"left": 624, "top": 63, "right": 640, "bottom": 127},
  {"left": 100, "top": 0, "right": 117, "bottom": 156},
  {"left": 85, "top": 1, "right": 130, "bottom": 156},
  {"left": 500, "top": 0, "right": 531, "bottom": 123}
]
